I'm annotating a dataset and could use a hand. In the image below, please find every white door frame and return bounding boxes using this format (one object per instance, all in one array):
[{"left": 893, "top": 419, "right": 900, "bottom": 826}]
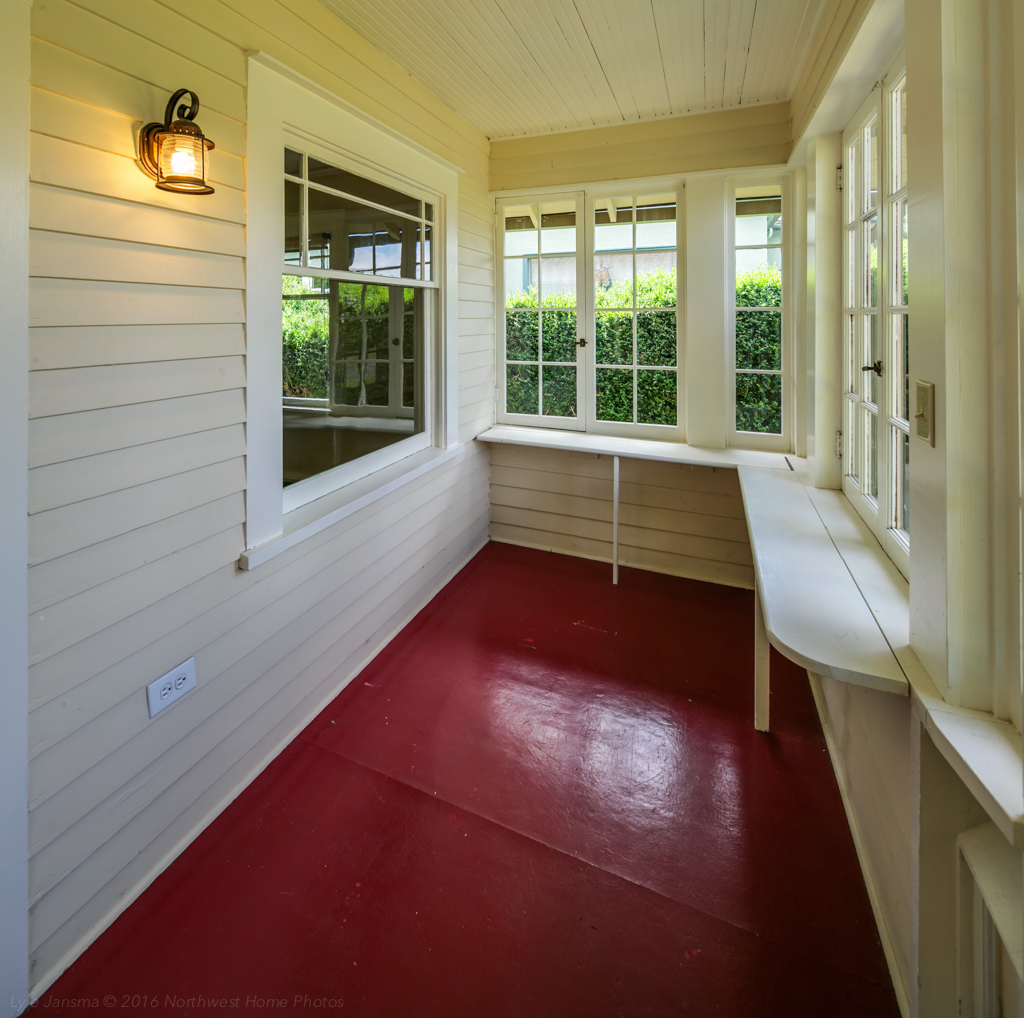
[{"left": 0, "top": 0, "right": 31, "bottom": 1009}]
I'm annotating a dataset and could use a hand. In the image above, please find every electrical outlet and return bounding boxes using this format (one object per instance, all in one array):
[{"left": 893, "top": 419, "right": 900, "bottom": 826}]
[{"left": 147, "top": 657, "right": 197, "bottom": 718}]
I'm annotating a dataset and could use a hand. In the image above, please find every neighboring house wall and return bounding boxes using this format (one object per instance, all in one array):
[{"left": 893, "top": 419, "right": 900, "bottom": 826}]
[
  {"left": 489, "top": 445, "right": 754, "bottom": 589},
  {"left": 26, "top": 0, "right": 493, "bottom": 992}
]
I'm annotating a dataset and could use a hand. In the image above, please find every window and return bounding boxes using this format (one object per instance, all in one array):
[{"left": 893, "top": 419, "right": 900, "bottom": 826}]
[
  {"left": 842, "top": 71, "right": 909, "bottom": 574},
  {"left": 280, "top": 147, "right": 433, "bottom": 498},
  {"left": 733, "top": 187, "right": 783, "bottom": 437},
  {"left": 497, "top": 189, "right": 681, "bottom": 438},
  {"left": 244, "top": 55, "right": 458, "bottom": 555}
]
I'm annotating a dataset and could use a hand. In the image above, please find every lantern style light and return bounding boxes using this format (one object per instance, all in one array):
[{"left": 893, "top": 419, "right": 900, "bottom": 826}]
[{"left": 138, "top": 89, "right": 215, "bottom": 195}]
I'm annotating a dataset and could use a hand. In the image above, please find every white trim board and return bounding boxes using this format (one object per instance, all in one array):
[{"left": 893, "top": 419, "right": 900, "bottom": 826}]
[{"left": 0, "top": 0, "right": 31, "bottom": 1010}]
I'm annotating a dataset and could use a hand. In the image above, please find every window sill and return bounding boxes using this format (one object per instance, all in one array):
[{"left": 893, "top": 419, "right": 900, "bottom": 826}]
[
  {"left": 239, "top": 444, "right": 464, "bottom": 571},
  {"left": 795, "top": 476, "right": 1024, "bottom": 849},
  {"left": 477, "top": 424, "right": 798, "bottom": 471}
]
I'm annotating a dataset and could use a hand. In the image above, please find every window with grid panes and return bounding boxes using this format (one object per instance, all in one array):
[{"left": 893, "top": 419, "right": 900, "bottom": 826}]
[
  {"left": 498, "top": 190, "right": 680, "bottom": 436},
  {"left": 281, "top": 147, "right": 431, "bottom": 488},
  {"left": 842, "top": 74, "right": 909, "bottom": 573},
  {"left": 734, "top": 188, "right": 783, "bottom": 435}
]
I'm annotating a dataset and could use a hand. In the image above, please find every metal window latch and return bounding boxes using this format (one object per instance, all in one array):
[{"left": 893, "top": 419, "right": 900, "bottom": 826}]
[
  {"left": 392, "top": 338, "right": 400, "bottom": 346},
  {"left": 861, "top": 360, "right": 883, "bottom": 376},
  {"left": 576, "top": 337, "right": 587, "bottom": 347}
]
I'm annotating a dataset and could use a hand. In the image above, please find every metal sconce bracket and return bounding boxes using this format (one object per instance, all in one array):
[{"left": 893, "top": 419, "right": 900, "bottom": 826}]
[{"left": 138, "top": 88, "right": 215, "bottom": 195}]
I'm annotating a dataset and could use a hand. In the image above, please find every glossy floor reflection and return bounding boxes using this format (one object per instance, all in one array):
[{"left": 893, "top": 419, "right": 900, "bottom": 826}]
[{"left": 40, "top": 542, "right": 900, "bottom": 1016}]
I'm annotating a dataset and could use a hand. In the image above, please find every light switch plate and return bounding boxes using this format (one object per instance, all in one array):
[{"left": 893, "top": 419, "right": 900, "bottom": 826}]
[
  {"left": 915, "top": 380, "right": 935, "bottom": 446},
  {"left": 147, "top": 657, "right": 197, "bottom": 718}
]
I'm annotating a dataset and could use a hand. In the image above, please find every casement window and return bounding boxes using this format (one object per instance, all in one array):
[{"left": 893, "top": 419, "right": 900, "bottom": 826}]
[
  {"left": 280, "top": 147, "right": 431, "bottom": 491},
  {"left": 842, "top": 70, "right": 909, "bottom": 575},
  {"left": 245, "top": 55, "right": 459, "bottom": 558},
  {"left": 497, "top": 188, "right": 681, "bottom": 439},
  {"left": 732, "top": 185, "right": 785, "bottom": 442}
]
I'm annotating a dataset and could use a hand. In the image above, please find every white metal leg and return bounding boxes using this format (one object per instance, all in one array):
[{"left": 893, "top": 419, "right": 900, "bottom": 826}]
[
  {"left": 612, "top": 455, "right": 620, "bottom": 585},
  {"left": 754, "top": 584, "right": 770, "bottom": 731}
]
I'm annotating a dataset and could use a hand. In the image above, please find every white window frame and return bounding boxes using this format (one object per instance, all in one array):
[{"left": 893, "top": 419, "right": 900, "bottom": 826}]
[
  {"left": 245, "top": 55, "right": 460, "bottom": 553},
  {"left": 841, "top": 62, "right": 910, "bottom": 579},
  {"left": 494, "top": 177, "right": 685, "bottom": 443},
  {"left": 727, "top": 173, "right": 794, "bottom": 453}
]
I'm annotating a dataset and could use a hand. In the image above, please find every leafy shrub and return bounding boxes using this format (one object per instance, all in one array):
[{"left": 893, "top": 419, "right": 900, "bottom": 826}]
[
  {"left": 282, "top": 284, "right": 330, "bottom": 398},
  {"left": 735, "top": 264, "right": 782, "bottom": 433}
]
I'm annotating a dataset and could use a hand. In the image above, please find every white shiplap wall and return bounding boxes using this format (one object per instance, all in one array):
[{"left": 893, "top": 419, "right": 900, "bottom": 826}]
[
  {"left": 489, "top": 444, "right": 754, "bottom": 589},
  {"left": 27, "top": 0, "right": 493, "bottom": 992}
]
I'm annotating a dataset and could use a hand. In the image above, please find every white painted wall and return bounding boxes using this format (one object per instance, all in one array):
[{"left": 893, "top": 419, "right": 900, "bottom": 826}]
[{"left": 0, "top": 0, "right": 30, "bottom": 1009}]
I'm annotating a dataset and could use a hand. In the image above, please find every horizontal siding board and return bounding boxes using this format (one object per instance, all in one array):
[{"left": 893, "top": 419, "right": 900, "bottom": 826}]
[
  {"left": 30, "top": 231, "right": 245, "bottom": 290},
  {"left": 28, "top": 526, "right": 243, "bottom": 677},
  {"left": 28, "top": 460, "right": 487, "bottom": 829},
  {"left": 29, "top": 184, "right": 246, "bottom": 258},
  {"left": 28, "top": 389, "right": 246, "bottom": 467},
  {"left": 30, "top": 323, "right": 245, "bottom": 371},
  {"left": 31, "top": 133, "right": 245, "bottom": 225},
  {"left": 29, "top": 458, "right": 246, "bottom": 567},
  {"left": 29, "top": 493, "right": 245, "bottom": 614},
  {"left": 30, "top": 87, "right": 245, "bottom": 191},
  {"left": 29, "top": 424, "right": 246, "bottom": 513},
  {"left": 29, "top": 277, "right": 245, "bottom": 330},
  {"left": 29, "top": 506, "right": 489, "bottom": 961},
  {"left": 32, "top": 0, "right": 247, "bottom": 121},
  {"left": 27, "top": 451, "right": 483, "bottom": 754},
  {"left": 30, "top": 357, "right": 245, "bottom": 418},
  {"left": 30, "top": 38, "right": 246, "bottom": 157}
]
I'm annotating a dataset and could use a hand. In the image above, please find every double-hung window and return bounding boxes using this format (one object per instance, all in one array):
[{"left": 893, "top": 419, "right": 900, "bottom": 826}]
[
  {"left": 497, "top": 188, "right": 681, "bottom": 439},
  {"left": 244, "top": 55, "right": 458, "bottom": 558},
  {"left": 842, "top": 69, "right": 910, "bottom": 574}
]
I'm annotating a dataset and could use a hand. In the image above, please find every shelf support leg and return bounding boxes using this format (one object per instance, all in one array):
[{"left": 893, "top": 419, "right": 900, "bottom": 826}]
[
  {"left": 754, "top": 585, "right": 770, "bottom": 732},
  {"left": 612, "top": 456, "right": 620, "bottom": 585}
]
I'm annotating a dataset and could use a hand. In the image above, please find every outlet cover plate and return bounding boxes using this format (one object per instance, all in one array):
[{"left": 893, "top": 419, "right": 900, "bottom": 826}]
[{"left": 147, "top": 657, "right": 197, "bottom": 718}]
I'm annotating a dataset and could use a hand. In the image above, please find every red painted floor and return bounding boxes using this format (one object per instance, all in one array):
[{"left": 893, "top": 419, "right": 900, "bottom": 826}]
[{"left": 38, "top": 543, "right": 900, "bottom": 1017}]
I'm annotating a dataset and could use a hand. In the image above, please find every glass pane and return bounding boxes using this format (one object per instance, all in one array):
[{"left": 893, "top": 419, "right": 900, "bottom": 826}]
[
  {"left": 282, "top": 287, "right": 329, "bottom": 398},
  {"left": 637, "top": 370, "right": 677, "bottom": 425},
  {"left": 424, "top": 202, "right": 433, "bottom": 222},
  {"left": 307, "top": 155, "right": 419, "bottom": 217},
  {"left": 736, "top": 258, "right": 782, "bottom": 307},
  {"left": 900, "top": 428, "right": 910, "bottom": 531},
  {"left": 868, "top": 410, "right": 878, "bottom": 498},
  {"left": 846, "top": 397, "right": 858, "bottom": 479},
  {"left": 865, "top": 120, "right": 878, "bottom": 211},
  {"left": 846, "top": 230, "right": 856, "bottom": 309},
  {"left": 636, "top": 262, "right": 675, "bottom": 308},
  {"left": 596, "top": 368, "right": 633, "bottom": 422},
  {"left": 285, "top": 181, "right": 302, "bottom": 265},
  {"left": 596, "top": 311, "right": 633, "bottom": 365},
  {"left": 901, "top": 313, "right": 910, "bottom": 422},
  {"left": 595, "top": 253, "right": 634, "bottom": 308},
  {"left": 542, "top": 364, "right": 576, "bottom": 417},
  {"left": 283, "top": 279, "right": 424, "bottom": 488},
  {"left": 736, "top": 310, "right": 781, "bottom": 370},
  {"left": 419, "top": 223, "right": 432, "bottom": 282},
  {"left": 505, "top": 255, "right": 536, "bottom": 303},
  {"left": 285, "top": 148, "right": 303, "bottom": 177},
  {"left": 504, "top": 205, "right": 539, "bottom": 256},
  {"left": 540, "top": 201, "right": 576, "bottom": 254},
  {"left": 505, "top": 309, "right": 538, "bottom": 361},
  {"left": 637, "top": 310, "right": 676, "bottom": 366},
  {"left": 736, "top": 373, "right": 782, "bottom": 434},
  {"left": 866, "top": 214, "right": 878, "bottom": 308},
  {"left": 595, "top": 198, "right": 633, "bottom": 252},
  {"left": 846, "top": 315, "right": 856, "bottom": 394},
  {"left": 735, "top": 197, "right": 782, "bottom": 244},
  {"left": 866, "top": 313, "right": 877, "bottom": 404},
  {"left": 506, "top": 364, "right": 538, "bottom": 415},
  {"left": 540, "top": 256, "right": 576, "bottom": 304},
  {"left": 402, "top": 310, "right": 415, "bottom": 359},
  {"left": 635, "top": 194, "right": 676, "bottom": 249},
  {"left": 403, "top": 362, "right": 414, "bottom": 408},
  {"left": 308, "top": 188, "right": 419, "bottom": 277},
  {"left": 541, "top": 309, "right": 577, "bottom": 363},
  {"left": 901, "top": 202, "right": 909, "bottom": 306},
  {"left": 900, "top": 87, "right": 907, "bottom": 190},
  {"left": 846, "top": 143, "right": 857, "bottom": 224}
]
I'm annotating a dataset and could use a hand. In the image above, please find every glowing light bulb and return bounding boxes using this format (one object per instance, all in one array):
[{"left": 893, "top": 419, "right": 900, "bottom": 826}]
[{"left": 170, "top": 148, "right": 196, "bottom": 177}]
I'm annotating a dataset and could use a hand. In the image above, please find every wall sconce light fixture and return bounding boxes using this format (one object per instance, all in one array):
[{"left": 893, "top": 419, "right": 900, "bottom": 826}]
[{"left": 139, "top": 89, "right": 215, "bottom": 195}]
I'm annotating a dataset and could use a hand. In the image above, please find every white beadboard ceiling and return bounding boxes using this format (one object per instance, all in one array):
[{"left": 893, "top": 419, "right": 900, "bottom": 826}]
[{"left": 320, "top": 0, "right": 830, "bottom": 140}]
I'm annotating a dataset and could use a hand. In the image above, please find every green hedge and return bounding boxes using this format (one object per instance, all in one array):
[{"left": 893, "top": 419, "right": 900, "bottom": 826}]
[{"left": 735, "top": 264, "right": 782, "bottom": 433}]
